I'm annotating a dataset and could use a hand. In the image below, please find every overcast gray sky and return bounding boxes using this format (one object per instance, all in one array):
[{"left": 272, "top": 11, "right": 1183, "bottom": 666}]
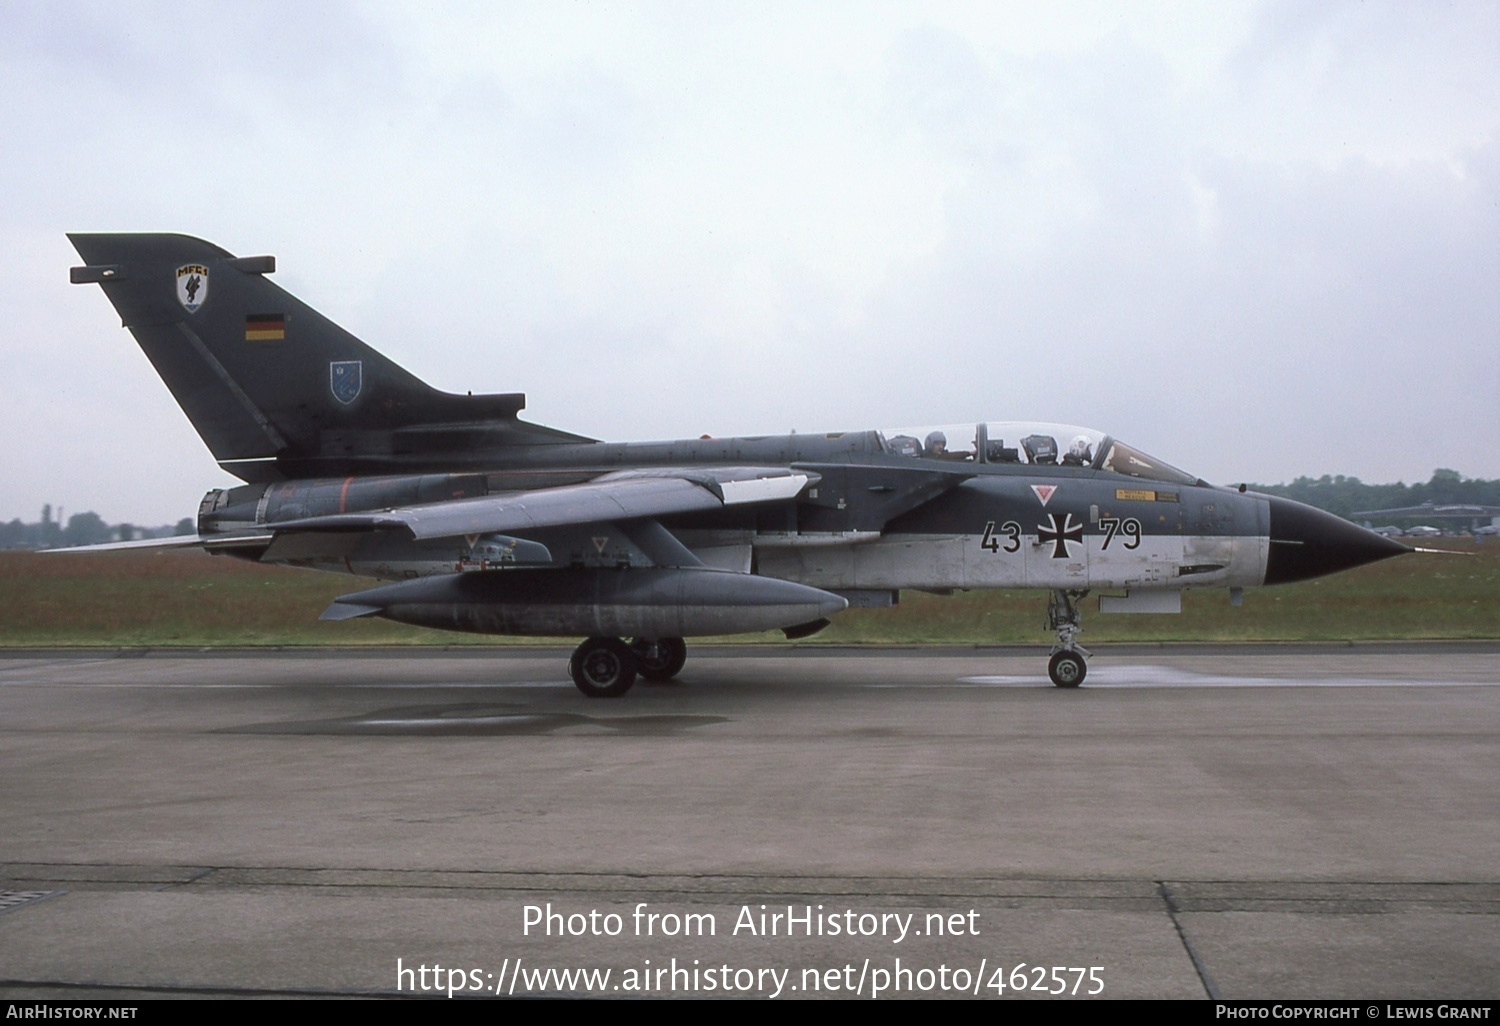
[{"left": 4, "top": 1, "right": 1497, "bottom": 525}]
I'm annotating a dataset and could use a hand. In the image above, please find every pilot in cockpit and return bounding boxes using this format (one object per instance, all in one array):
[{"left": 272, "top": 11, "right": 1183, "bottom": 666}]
[
  {"left": 925, "top": 431, "right": 948, "bottom": 457},
  {"left": 1062, "top": 434, "right": 1094, "bottom": 467}
]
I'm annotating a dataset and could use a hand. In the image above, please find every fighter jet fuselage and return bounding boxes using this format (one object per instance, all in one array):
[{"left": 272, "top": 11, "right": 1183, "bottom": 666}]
[{"left": 68, "top": 233, "right": 1409, "bottom": 694}]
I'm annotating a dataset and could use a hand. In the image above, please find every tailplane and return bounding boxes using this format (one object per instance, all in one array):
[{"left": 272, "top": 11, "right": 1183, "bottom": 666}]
[{"left": 69, "top": 233, "right": 586, "bottom": 481}]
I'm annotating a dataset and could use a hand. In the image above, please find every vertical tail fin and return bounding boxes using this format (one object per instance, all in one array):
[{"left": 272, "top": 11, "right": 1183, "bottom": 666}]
[{"left": 68, "top": 233, "right": 581, "bottom": 480}]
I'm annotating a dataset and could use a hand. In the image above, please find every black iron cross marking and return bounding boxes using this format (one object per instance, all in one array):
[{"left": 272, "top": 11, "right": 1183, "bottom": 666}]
[{"left": 1037, "top": 512, "right": 1083, "bottom": 559}]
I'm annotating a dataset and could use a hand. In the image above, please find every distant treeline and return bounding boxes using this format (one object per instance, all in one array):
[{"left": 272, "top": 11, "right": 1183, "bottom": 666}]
[
  {"left": 4, "top": 469, "right": 1496, "bottom": 550},
  {"left": 1246, "top": 469, "right": 1500, "bottom": 522},
  {"left": 2, "top": 504, "right": 193, "bottom": 550}
]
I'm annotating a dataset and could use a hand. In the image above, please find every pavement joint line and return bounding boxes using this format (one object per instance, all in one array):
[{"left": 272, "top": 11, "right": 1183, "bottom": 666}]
[
  {"left": 5, "top": 865, "right": 1496, "bottom": 910},
  {"left": 1157, "top": 881, "right": 1221, "bottom": 1001},
  {"left": 156, "top": 866, "right": 218, "bottom": 891}
]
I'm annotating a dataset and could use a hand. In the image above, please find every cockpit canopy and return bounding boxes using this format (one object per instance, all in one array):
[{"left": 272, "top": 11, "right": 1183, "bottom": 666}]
[{"left": 878, "top": 421, "right": 1202, "bottom": 486}]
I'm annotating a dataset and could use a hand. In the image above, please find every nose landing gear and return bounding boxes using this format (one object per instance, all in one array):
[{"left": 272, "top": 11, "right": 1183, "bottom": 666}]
[{"left": 1047, "top": 589, "right": 1091, "bottom": 688}]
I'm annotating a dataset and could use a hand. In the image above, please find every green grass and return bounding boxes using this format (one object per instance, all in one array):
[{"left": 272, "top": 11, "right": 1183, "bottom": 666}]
[{"left": 1, "top": 542, "right": 1496, "bottom": 648}]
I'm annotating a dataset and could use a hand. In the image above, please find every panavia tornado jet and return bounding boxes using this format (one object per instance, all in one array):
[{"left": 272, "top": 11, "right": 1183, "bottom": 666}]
[{"left": 67, "top": 233, "right": 1411, "bottom": 695}]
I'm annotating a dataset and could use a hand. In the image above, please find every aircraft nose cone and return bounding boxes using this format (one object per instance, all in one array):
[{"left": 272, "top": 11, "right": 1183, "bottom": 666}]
[{"left": 1263, "top": 496, "right": 1412, "bottom": 585}]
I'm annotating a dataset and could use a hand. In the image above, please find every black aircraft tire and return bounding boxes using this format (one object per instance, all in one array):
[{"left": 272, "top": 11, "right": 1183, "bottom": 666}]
[
  {"left": 1048, "top": 651, "right": 1087, "bottom": 688},
  {"left": 570, "top": 637, "right": 637, "bottom": 698},
  {"left": 631, "top": 637, "right": 687, "bottom": 682}
]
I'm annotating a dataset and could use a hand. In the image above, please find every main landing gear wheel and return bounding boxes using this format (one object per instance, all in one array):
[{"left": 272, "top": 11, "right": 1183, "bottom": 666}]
[
  {"left": 1048, "top": 650, "right": 1087, "bottom": 688},
  {"left": 569, "top": 637, "right": 637, "bottom": 698},
  {"left": 630, "top": 637, "right": 687, "bottom": 682}
]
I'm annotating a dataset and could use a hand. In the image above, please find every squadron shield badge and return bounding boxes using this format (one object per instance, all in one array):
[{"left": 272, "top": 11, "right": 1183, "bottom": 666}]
[
  {"left": 330, "top": 360, "right": 363, "bottom": 405},
  {"left": 176, "top": 264, "right": 209, "bottom": 313}
]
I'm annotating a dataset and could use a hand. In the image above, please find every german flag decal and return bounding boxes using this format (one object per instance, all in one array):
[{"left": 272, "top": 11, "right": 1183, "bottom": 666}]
[{"left": 245, "top": 313, "right": 285, "bottom": 341}]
